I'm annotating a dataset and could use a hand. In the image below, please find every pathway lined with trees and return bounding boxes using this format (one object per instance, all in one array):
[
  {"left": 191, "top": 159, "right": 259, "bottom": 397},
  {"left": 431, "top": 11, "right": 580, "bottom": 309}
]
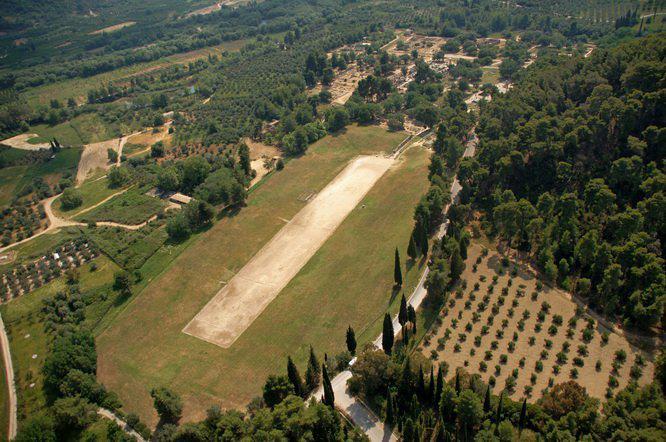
[{"left": 313, "top": 130, "right": 477, "bottom": 441}]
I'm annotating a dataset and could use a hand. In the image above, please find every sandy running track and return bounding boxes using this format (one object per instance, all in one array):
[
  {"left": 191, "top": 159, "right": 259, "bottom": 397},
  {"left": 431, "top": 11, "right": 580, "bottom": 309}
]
[{"left": 184, "top": 155, "right": 394, "bottom": 347}]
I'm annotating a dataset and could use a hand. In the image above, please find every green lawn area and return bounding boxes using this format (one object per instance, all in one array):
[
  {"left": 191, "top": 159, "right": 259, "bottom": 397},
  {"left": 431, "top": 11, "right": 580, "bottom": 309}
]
[
  {"left": 53, "top": 177, "right": 122, "bottom": 219},
  {"left": 96, "top": 125, "right": 426, "bottom": 425},
  {"left": 75, "top": 187, "right": 166, "bottom": 225},
  {"left": 0, "top": 256, "right": 119, "bottom": 422}
]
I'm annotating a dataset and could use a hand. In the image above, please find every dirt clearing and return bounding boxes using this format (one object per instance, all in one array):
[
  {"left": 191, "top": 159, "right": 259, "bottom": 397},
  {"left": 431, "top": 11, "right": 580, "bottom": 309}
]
[
  {"left": 184, "top": 154, "right": 394, "bottom": 347},
  {"left": 76, "top": 134, "right": 133, "bottom": 184},
  {"left": 0, "top": 134, "right": 49, "bottom": 150}
]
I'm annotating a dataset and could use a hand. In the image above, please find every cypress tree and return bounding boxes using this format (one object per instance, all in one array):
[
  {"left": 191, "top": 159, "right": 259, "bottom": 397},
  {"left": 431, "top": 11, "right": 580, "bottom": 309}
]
[
  {"left": 322, "top": 363, "right": 335, "bottom": 407},
  {"left": 420, "top": 225, "right": 429, "bottom": 255},
  {"left": 399, "top": 294, "right": 408, "bottom": 327},
  {"left": 304, "top": 346, "right": 321, "bottom": 392},
  {"left": 519, "top": 398, "right": 527, "bottom": 432},
  {"left": 483, "top": 385, "right": 491, "bottom": 414},
  {"left": 417, "top": 365, "right": 426, "bottom": 401},
  {"left": 394, "top": 247, "right": 403, "bottom": 286},
  {"left": 408, "top": 305, "right": 417, "bottom": 334},
  {"left": 346, "top": 325, "right": 357, "bottom": 355},
  {"left": 496, "top": 391, "right": 504, "bottom": 426},
  {"left": 428, "top": 366, "right": 435, "bottom": 405},
  {"left": 408, "top": 233, "right": 418, "bottom": 260},
  {"left": 382, "top": 313, "right": 394, "bottom": 355},
  {"left": 454, "top": 371, "right": 460, "bottom": 394},
  {"left": 435, "top": 366, "right": 443, "bottom": 406},
  {"left": 287, "top": 356, "right": 305, "bottom": 397},
  {"left": 385, "top": 388, "right": 394, "bottom": 425}
]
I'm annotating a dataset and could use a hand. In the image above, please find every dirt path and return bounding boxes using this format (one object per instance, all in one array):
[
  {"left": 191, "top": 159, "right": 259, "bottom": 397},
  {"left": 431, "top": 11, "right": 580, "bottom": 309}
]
[
  {"left": 0, "top": 133, "right": 49, "bottom": 151},
  {"left": 0, "top": 314, "right": 17, "bottom": 441},
  {"left": 98, "top": 408, "right": 145, "bottom": 441},
  {"left": 76, "top": 133, "right": 138, "bottom": 184},
  {"left": 318, "top": 129, "right": 477, "bottom": 442}
]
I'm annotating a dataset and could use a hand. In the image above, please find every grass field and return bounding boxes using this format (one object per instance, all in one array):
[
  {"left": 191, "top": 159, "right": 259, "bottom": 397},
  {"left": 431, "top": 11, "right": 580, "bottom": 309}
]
[
  {"left": 29, "top": 113, "right": 126, "bottom": 147},
  {"left": 53, "top": 177, "right": 122, "bottom": 219},
  {"left": 420, "top": 240, "right": 655, "bottom": 401},
  {"left": 0, "top": 256, "right": 119, "bottom": 421},
  {"left": 96, "top": 125, "right": 426, "bottom": 425},
  {"left": 75, "top": 188, "right": 166, "bottom": 225},
  {"left": 481, "top": 66, "right": 500, "bottom": 85}
]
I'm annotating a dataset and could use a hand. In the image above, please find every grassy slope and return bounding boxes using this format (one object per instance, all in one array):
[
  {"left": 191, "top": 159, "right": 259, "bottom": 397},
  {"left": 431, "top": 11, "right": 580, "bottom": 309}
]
[
  {"left": 96, "top": 126, "right": 427, "bottom": 425},
  {"left": 53, "top": 177, "right": 122, "bottom": 219},
  {"left": 75, "top": 188, "right": 166, "bottom": 225},
  {"left": 0, "top": 256, "right": 119, "bottom": 421}
]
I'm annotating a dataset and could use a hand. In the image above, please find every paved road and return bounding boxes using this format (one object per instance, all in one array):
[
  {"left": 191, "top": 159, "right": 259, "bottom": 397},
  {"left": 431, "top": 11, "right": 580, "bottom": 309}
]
[
  {"left": 323, "top": 131, "right": 477, "bottom": 441},
  {"left": 0, "top": 314, "right": 17, "bottom": 440}
]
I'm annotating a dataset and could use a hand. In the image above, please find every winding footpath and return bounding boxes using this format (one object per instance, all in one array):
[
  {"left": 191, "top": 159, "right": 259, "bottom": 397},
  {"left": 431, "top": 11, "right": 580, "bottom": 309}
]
[{"left": 313, "top": 132, "right": 477, "bottom": 442}]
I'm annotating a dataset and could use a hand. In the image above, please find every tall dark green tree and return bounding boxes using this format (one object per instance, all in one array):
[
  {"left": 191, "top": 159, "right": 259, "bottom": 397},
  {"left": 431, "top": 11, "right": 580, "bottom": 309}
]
[
  {"left": 385, "top": 388, "right": 394, "bottom": 425},
  {"left": 399, "top": 294, "right": 408, "bottom": 327},
  {"left": 454, "top": 371, "right": 461, "bottom": 394},
  {"left": 322, "top": 364, "right": 335, "bottom": 407},
  {"left": 417, "top": 366, "right": 426, "bottom": 401},
  {"left": 305, "top": 346, "right": 321, "bottom": 392},
  {"left": 483, "top": 385, "right": 491, "bottom": 414},
  {"left": 435, "top": 366, "right": 443, "bottom": 406},
  {"left": 346, "top": 325, "right": 357, "bottom": 355},
  {"left": 519, "top": 398, "right": 527, "bottom": 432},
  {"left": 287, "top": 356, "right": 305, "bottom": 397},
  {"left": 394, "top": 248, "right": 403, "bottom": 286},
  {"left": 495, "top": 391, "right": 504, "bottom": 426},
  {"left": 428, "top": 366, "right": 435, "bottom": 405},
  {"left": 408, "top": 234, "right": 418, "bottom": 260},
  {"left": 408, "top": 305, "right": 417, "bottom": 334},
  {"left": 382, "top": 313, "right": 394, "bottom": 355}
]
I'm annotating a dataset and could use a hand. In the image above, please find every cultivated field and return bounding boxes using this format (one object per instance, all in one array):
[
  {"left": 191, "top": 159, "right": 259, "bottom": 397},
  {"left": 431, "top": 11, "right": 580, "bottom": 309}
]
[
  {"left": 185, "top": 155, "right": 394, "bottom": 347},
  {"left": 420, "top": 241, "right": 655, "bottom": 402},
  {"left": 96, "top": 126, "right": 429, "bottom": 425}
]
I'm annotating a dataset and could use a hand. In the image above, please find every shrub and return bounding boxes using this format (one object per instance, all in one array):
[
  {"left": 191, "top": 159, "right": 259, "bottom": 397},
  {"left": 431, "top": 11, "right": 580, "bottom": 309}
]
[
  {"left": 608, "top": 376, "right": 619, "bottom": 388},
  {"left": 60, "top": 188, "right": 83, "bottom": 210},
  {"left": 499, "top": 354, "right": 508, "bottom": 364},
  {"left": 570, "top": 368, "right": 578, "bottom": 379},
  {"left": 474, "top": 336, "right": 482, "bottom": 347},
  {"left": 519, "top": 357, "right": 525, "bottom": 368},
  {"left": 548, "top": 325, "right": 558, "bottom": 335},
  {"left": 556, "top": 352, "right": 567, "bottom": 364},
  {"left": 573, "top": 357, "right": 584, "bottom": 367},
  {"left": 454, "top": 343, "right": 461, "bottom": 352},
  {"left": 535, "top": 361, "right": 543, "bottom": 372},
  {"left": 479, "top": 361, "right": 487, "bottom": 372},
  {"left": 530, "top": 373, "right": 537, "bottom": 384},
  {"left": 582, "top": 328, "right": 593, "bottom": 342},
  {"left": 601, "top": 332, "right": 609, "bottom": 345},
  {"left": 534, "top": 323, "right": 542, "bottom": 333},
  {"left": 528, "top": 336, "right": 536, "bottom": 346},
  {"left": 485, "top": 350, "right": 493, "bottom": 361},
  {"left": 491, "top": 341, "right": 498, "bottom": 350},
  {"left": 577, "top": 345, "right": 588, "bottom": 357},
  {"left": 552, "top": 315, "right": 563, "bottom": 326},
  {"left": 545, "top": 340, "right": 553, "bottom": 349},
  {"left": 630, "top": 364, "right": 643, "bottom": 380},
  {"left": 614, "top": 349, "right": 627, "bottom": 363},
  {"left": 595, "top": 360, "right": 602, "bottom": 371}
]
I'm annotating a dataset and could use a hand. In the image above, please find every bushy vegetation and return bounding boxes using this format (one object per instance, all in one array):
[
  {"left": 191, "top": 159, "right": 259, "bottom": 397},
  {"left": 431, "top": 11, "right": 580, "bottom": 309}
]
[{"left": 463, "top": 35, "right": 665, "bottom": 330}]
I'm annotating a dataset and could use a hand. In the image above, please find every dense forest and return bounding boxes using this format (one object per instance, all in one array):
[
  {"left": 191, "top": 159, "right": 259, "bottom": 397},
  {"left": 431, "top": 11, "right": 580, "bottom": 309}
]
[{"left": 459, "top": 34, "right": 665, "bottom": 330}]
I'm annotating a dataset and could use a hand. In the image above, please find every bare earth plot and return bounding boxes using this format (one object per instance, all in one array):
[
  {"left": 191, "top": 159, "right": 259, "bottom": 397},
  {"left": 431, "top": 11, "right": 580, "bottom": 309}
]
[
  {"left": 184, "top": 155, "right": 394, "bottom": 347},
  {"left": 0, "top": 134, "right": 49, "bottom": 151}
]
